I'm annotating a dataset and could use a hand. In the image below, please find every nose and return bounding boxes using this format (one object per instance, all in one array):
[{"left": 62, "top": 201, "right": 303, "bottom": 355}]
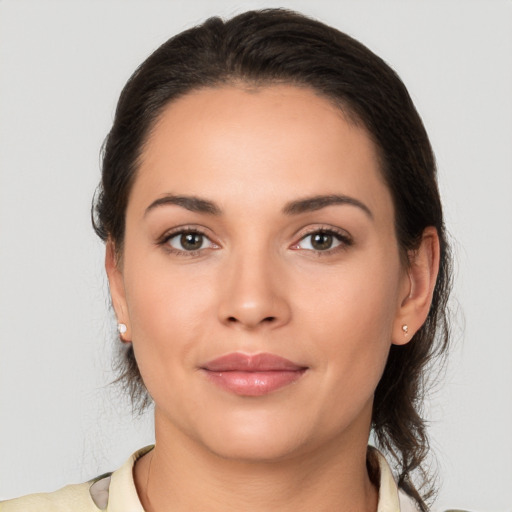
[{"left": 217, "top": 250, "right": 292, "bottom": 330}]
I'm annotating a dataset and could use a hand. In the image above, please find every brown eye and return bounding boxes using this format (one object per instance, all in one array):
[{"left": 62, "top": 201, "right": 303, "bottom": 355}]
[
  {"left": 180, "top": 233, "right": 204, "bottom": 250},
  {"left": 167, "top": 231, "right": 210, "bottom": 252},
  {"left": 311, "top": 232, "right": 334, "bottom": 250},
  {"left": 294, "top": 229, "right": 350, "bottom": 252}
]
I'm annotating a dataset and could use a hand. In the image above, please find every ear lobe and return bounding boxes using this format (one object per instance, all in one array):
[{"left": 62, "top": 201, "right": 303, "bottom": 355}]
[
  {"left": 393, "top": 226, "right": 440, "bottom": 345},
  {"left": 105, "top": 240, "right": 131, "bottom": 341}
]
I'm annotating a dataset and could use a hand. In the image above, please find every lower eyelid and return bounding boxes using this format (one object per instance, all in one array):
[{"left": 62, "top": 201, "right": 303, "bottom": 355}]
[
  {"left": 159, "top": 229, "right": 221, "bottom": 256},
  {"left": 158, "top": 227, "right": 351, "bottom": 255}
]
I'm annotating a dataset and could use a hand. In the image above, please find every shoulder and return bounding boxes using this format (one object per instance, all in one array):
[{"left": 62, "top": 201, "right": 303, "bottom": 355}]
[
  {"left": 0, "top": 482, "right": 99, "bottom": 512},
  {"left": 0, "top": 446, "right": 152, "bottom": 512}
]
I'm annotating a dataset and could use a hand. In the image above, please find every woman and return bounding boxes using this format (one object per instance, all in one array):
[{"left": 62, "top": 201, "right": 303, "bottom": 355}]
[{"left": 1, "top": 8, "right": 451, "bottom": 512}]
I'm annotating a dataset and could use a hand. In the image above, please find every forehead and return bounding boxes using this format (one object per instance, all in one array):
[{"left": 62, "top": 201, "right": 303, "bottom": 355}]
[{"left": 134, "top": 84, "right": 392, "bottom": 220}]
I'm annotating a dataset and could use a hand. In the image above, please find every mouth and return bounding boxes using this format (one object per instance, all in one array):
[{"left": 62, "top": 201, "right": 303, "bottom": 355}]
[{"left": 200, "top": 352, "right": 308, "bottom": 397}]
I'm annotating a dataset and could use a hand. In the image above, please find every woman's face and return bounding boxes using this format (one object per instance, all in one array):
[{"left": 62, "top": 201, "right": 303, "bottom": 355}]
[{"left": 109, "top": 85, "right": 411, "bottom": 461}]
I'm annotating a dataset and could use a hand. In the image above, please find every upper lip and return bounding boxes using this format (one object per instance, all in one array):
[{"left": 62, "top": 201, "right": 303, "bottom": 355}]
[{"left": 202, "top": 352, "right": 307, "bottom": 372}]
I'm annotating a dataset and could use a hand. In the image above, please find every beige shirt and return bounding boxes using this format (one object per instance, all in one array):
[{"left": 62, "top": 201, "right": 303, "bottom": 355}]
[{"left": 0, "top": 446, "right": 419, "bottom": 511}]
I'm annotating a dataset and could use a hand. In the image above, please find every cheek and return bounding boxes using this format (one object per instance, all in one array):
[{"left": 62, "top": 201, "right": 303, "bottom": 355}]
[
  {"left": 296, "top": 252, "right": 401, "bottom": 340},
  {"left": 293, "top": 252, "right": 402, "bottom": 394},
  {"left": 124, "top": 248, "right": 215, "bottom": 330},
  {"left": 121, "top": 254, "right": 217, "bottom": 394}
]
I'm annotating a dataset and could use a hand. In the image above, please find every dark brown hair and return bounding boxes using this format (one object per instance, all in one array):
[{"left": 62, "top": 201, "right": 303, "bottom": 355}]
[{"left": 93, "top": 9, "right": 451, "bottom": 509}]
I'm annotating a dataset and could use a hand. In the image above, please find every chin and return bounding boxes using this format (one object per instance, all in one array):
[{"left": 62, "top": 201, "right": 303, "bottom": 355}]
[
  {"left": 206, "top": 433, "right": 305, "bottom": 463},
  {"left": 193, "top": 410, "right": 315, "bottom": 463}
]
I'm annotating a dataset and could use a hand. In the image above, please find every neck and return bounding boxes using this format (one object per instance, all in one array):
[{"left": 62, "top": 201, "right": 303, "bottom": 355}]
[{"left": 134, "top": 412, "right": 378, "bottom": 512}]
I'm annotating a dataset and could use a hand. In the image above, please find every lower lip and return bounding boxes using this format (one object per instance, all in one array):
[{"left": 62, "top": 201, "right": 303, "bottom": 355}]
[{"left": 203, "top": 369, "right": 306, "bottom": 396}]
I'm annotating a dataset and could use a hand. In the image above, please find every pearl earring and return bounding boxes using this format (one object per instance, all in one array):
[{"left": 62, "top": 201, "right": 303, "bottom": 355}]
[
  {"left": 402, "top": 324, "right": 409, "bottom": 335},
  {"left": 118, "top": 323, "right": 127, "bottom": 335}
]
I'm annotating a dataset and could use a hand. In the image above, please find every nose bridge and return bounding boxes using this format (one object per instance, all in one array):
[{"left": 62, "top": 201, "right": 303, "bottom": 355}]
[{"left": 218, "top": 240, "right": 290, "bottom": 329}]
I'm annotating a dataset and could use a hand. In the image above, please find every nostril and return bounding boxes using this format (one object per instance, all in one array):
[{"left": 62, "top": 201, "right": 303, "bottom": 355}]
[{"left": 226, "top": 316, "right": 276, "bottom": 324}]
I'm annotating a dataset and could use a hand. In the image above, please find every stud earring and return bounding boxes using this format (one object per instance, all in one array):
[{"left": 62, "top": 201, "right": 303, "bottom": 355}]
[
  {"left": 402, "top": 324, "right": 409, "bottom": 335},
  {"left": 118, "top": 323, "right": 127, "bottom": 335}
]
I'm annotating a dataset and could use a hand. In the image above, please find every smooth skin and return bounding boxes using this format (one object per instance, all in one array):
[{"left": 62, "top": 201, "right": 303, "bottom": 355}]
[{"left": 106, "top": 85, "right": 440, "bottom": 512}]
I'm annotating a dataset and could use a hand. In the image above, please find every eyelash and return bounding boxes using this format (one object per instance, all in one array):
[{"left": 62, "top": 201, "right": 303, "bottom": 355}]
[
  {"left": 157, "top": 227, "right": 217, "bottom": 257},
  {"left": 291, "top": 227, "right": 353, "bottom": 256},
  {"left": 157, "top": 226, "right": 353, "bottom": 257}
]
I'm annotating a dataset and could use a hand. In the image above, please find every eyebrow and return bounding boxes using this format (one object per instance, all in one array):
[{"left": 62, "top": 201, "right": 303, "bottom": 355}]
[
  {"left": 283, "top": 194, "right": 373, "bottom": 219},
  {"left": 144, "top": 194, "right": 222, "bottom": 216},
  {"left": 144, "top": 193, "right": 373, "bottom": 219}
]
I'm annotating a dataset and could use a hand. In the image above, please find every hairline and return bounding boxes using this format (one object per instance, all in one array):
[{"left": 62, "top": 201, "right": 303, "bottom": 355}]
[{"left": 114, "top": 79, "right": 408, "bottom": 269}]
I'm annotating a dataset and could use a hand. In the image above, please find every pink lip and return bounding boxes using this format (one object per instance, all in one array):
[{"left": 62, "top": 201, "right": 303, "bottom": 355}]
[{"left": 201, "top": 352, "right": 308, "bottom": 396}]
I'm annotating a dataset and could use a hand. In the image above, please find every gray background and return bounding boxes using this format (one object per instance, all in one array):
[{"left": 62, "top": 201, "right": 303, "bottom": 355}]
[{"left": 1, "top": 1, "right": 511, "bottom": 510}]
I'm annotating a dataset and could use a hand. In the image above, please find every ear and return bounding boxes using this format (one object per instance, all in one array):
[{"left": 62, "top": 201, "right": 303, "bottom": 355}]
[
  {"left": 392, "top": 226, "right": 440, "bottom": 346},
  {"left": 105, "top": 240, "right": 131, "bottom": 342}
]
